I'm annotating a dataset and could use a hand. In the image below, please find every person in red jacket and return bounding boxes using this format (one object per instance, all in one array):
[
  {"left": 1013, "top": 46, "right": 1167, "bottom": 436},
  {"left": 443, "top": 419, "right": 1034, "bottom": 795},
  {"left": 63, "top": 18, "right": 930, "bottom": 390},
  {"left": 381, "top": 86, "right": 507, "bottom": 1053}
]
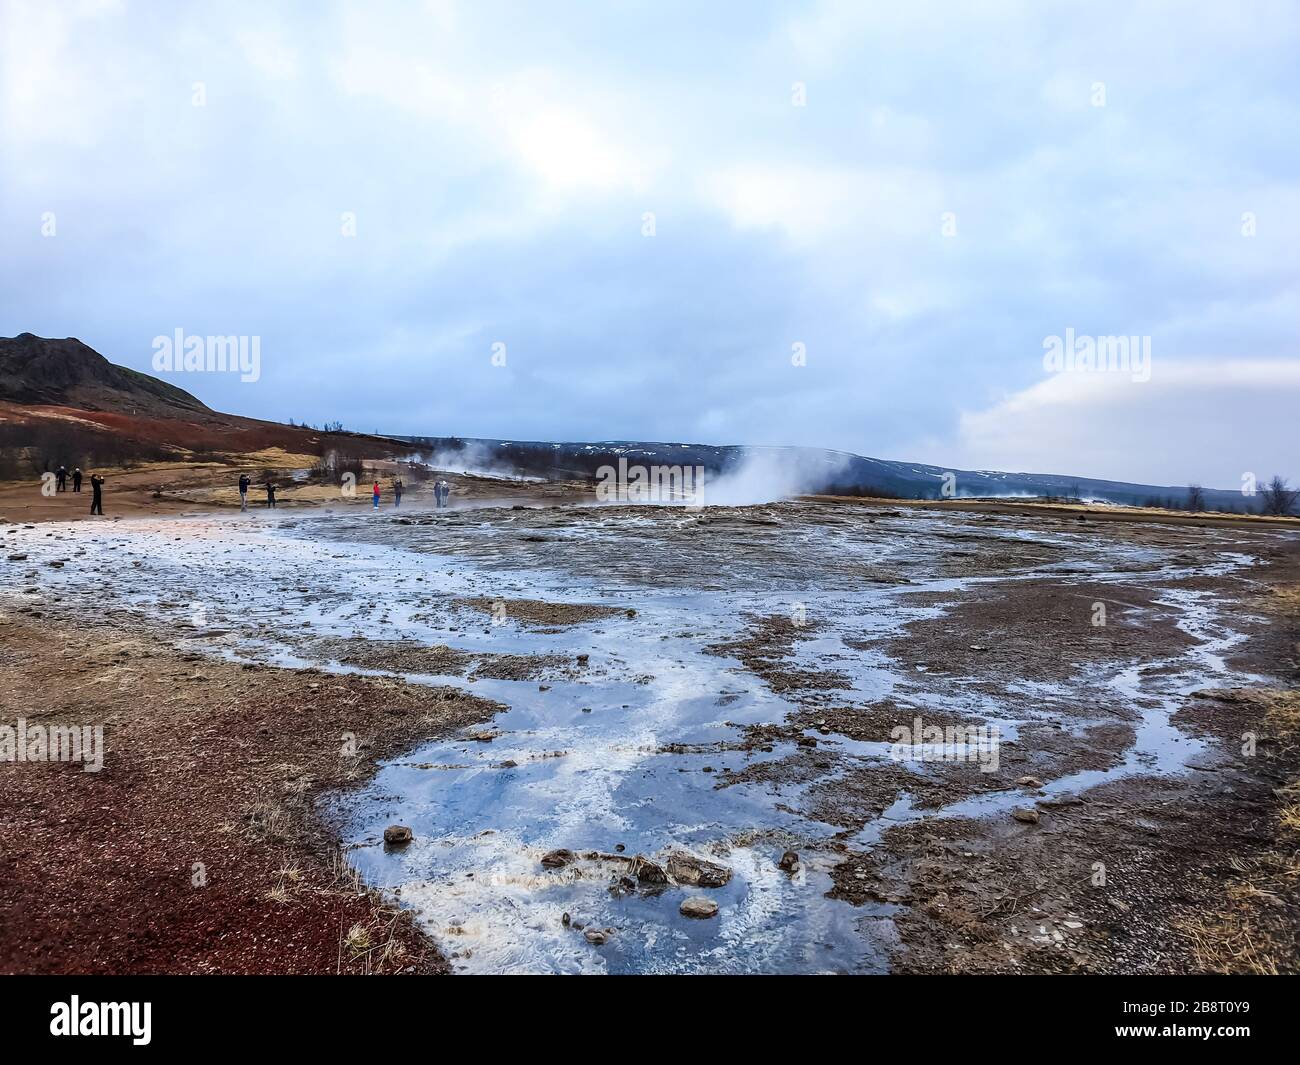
[{"left": 372, "top": 481, "right": 381, "bottom": 509}]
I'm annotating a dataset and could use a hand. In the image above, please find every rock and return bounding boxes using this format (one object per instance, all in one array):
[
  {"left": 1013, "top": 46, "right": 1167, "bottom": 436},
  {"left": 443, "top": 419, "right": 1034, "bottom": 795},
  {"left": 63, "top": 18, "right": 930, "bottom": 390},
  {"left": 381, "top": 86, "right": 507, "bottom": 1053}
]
[
  {"left": 584, "top": 928, "right": 611, "bottom": 945},
  {"left": 629, "top": 855, "right": 668, "bottom": 884},
  {"left": 576, "top": 653, "right": 590, "bottom": 666},
  {"left": 540, "top": 848, "right": 576, "bottom": 868},
  {"left": 609, "top": 875, "right": 637, "bottom": 898},
  {"left": 1016, "top": 776, "right": 1043, "bottom": 788},
  {"left": 7, "top": 553, "right": 27, "bottom": 561},
  {"left": 667, "top": 853, "right": 732, "bottom": 888},
  {"left": 679, "top": 896, "right": 719, "bottom": 919},
  {"left": 1012, "top": 808, "right": 1040, "bottom": 824},
  {"left": 778, "top": 850, "right": 800, "bottom": 873},
  {"left": 498, "top": 759, "right": 518, "bottom": 769},
  {"left": 383, "top": 825, "right": 414, "bottom": 846}
]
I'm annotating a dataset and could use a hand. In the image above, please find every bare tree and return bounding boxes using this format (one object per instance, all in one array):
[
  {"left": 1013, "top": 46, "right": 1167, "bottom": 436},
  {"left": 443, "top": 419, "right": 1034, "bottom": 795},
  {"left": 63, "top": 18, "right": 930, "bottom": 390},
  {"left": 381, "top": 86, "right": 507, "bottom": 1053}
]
[
  {"left": 1259, "top": 475, "right": 1299, "bottom": 516},
  {"left": 1186, "top": 484, "right": 1205, "bottom": 512}
]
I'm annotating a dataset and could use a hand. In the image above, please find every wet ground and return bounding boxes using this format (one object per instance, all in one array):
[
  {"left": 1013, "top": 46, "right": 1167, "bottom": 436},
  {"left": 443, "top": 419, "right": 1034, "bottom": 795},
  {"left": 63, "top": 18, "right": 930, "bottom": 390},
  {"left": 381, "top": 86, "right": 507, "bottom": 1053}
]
[{"left": 2, "top": 499, "right": 1295, "bottom": 973}]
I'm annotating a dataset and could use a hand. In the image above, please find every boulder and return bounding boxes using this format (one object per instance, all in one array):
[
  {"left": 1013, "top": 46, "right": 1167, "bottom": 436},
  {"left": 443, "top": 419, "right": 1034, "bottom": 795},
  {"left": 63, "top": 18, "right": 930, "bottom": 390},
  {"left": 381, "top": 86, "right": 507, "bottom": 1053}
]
[
  {"left": 1012, "top": 808, "right": 1040, "bottom": 824},
  {"left": 778, "top": 850, "right": 800, "bottom": 873},
  {"left": 679, "top": 896, "right": 719, "bottom": 919},
  {"left": 667, "top": 853, "right": 732, "bottom": 888},
  {"left": 629, "top": 855, "right": 668, "bottom": 884},
  {"left": 383, "top": 825, "right": 413, "bottom": 846}
]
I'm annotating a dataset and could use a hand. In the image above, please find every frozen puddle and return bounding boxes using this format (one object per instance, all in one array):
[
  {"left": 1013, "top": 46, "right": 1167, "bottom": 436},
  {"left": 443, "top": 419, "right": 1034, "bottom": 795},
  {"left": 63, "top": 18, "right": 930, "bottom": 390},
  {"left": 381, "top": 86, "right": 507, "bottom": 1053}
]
[{"left": 0, "top": 505, "right": 1276, "bottom": 973}]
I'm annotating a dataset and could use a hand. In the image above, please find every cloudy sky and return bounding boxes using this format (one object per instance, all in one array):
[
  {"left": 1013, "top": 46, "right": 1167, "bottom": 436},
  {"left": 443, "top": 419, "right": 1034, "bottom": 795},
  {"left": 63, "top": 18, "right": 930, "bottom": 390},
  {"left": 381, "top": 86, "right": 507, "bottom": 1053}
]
[{"left": 2, "top": 0, "right": 1296, "bottom": 488}]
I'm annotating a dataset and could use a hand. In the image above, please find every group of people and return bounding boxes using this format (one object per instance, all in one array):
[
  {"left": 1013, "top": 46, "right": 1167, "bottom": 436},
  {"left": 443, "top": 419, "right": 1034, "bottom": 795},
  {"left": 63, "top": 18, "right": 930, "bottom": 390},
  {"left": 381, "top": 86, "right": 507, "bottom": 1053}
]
[
  {"left": 53, "top": 465, "right": 83, "bottom": 493},
  {"left": 51, "top": 465, "right": 105, "bottom": 514},
  {"left": 235, "top": 473, "right": 451, "bottom": 510},
  {"left": 374, "top": 477, "right": 450, "bottom": 507}
]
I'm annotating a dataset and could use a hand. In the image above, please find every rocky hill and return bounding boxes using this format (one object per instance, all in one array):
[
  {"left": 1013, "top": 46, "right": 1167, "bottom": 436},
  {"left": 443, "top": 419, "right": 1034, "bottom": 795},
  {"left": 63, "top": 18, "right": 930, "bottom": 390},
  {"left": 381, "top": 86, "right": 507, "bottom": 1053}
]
[{"left": 0, "top": 333, "right": 211, "bottom": 418}]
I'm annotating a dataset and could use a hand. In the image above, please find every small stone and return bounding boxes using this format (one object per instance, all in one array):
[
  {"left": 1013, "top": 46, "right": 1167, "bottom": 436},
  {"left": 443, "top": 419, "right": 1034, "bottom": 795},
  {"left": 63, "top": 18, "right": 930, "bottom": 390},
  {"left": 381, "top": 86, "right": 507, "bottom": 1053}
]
[
  {"left": 576, "top": 653, "right": 590, "bottom": 666},
  {"left": 1012, "top": 808, "right": 1040, "bottom": 824},
  {"left": 679, "top": 896, "right": 719, "bottom": 919},
  {"left": 778, "top": 850, "right": 800, "bottom": 873},
  {"left": 1016, "top": 776, "right": 1042, "bottom": 788},
  {"left": 383, "top": 825, "right": 414, "bottom": 846},
  {"left": 609, "top": 875, "right": 637, "bottom": 898},
  {"left": 584, "top": 928, "right": 610, "bottom": 945},
  {"left": 540, "top": 848, "right": 576, "bottom": 868}
]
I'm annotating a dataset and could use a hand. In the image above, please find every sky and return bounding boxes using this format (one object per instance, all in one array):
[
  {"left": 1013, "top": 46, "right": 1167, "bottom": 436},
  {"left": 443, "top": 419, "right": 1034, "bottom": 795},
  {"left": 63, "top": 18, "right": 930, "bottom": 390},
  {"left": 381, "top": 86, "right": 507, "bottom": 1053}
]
[{"left": 2, "top": 0, "right": 1297, "bottom": 489}]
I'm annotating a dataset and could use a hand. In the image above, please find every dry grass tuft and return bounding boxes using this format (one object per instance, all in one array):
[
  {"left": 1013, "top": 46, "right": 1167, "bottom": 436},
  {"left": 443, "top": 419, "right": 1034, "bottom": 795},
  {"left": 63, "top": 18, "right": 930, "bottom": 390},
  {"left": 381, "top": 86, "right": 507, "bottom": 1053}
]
[
  {"left": 1177, "top": 683, "right": 1300, "bottom": 973},
  {"left": 1264, "top": 690, "right": 1300, "bottom": 747}
]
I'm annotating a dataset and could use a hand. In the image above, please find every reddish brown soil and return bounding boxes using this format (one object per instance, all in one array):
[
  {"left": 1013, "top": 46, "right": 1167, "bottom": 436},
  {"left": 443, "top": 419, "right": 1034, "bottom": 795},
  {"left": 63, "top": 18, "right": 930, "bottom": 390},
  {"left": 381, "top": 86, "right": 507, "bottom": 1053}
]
[{"left": 0, "top": 614, "right": 505, "bottom": 974}]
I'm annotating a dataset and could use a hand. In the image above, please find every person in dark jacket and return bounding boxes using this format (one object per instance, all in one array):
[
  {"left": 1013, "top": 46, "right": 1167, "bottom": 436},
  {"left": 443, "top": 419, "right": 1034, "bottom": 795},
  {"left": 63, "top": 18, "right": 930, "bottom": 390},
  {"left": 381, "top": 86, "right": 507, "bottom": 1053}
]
[
  {"left": 238, "top": 473, "right": 250, "bottom": 511},
  {"left": 90, "top": 474, "right": 104, "bottom": 515},
  {"left": 56, "top": 465, "right": 67, "bottom": 492},
  {"left": 394, "top": 478, "right": 403, "bottom": 507},
  {"left": 72, "top": 468, "right": 83, "bottom": 492},
  {"left": 265, "top": 480, "right": 277, "bottom": 508}
]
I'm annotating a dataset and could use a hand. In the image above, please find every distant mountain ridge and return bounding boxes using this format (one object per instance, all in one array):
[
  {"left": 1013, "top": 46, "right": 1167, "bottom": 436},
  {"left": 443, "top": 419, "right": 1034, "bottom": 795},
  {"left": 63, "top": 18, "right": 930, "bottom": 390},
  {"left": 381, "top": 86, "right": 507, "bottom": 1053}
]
[{"left": 400, "top": 435, "right": 1257, "bottom": 512}]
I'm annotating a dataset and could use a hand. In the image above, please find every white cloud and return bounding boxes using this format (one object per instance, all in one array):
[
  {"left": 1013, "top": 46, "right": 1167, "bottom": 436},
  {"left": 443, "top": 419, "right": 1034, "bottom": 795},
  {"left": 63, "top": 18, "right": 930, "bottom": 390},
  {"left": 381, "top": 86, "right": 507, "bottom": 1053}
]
[
  {"left": 945, "top": 359, "right": 1300, "bottom": 486},
  {"left": 702, "top": 164, "right": 942, "bottom": 242},
  {"left": 238, "top": 29, "right": 299, "bottom": 80}
]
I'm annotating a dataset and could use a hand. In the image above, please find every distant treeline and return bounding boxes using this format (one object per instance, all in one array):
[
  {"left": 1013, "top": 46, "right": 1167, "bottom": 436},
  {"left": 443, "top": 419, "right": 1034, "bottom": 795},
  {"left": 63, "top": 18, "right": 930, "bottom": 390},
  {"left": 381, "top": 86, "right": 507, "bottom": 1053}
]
[{"left": 0, "top": 421, "right": 175, "bottom": 478}]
